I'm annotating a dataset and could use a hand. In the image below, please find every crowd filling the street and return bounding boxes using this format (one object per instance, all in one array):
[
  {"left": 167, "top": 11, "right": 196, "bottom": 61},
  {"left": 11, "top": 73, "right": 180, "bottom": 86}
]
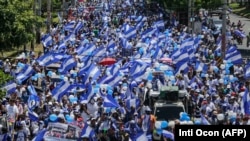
[{"left": 1, "top": 0, "right": 250, "bottom": 141}]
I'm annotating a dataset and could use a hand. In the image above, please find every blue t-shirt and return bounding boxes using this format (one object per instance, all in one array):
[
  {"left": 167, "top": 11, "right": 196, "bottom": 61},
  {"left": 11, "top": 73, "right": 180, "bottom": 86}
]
[
  {"left": 14, "top": 130, "right": 27, "bottom": 141},
  {"left": 0, "top": 134, "right": 11, "bottom": 141}
]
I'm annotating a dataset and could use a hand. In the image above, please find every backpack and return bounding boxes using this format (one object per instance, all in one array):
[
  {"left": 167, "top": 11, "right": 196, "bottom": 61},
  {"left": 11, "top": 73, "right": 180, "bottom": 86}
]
[{"left": 15, "top": 130, "right": 27, "bottom": 141}]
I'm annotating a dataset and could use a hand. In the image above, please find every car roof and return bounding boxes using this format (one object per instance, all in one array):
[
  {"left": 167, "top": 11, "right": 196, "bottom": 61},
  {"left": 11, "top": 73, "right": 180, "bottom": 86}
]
[{"left": 154, "top": 101, "right": 184, "bottom": 107}]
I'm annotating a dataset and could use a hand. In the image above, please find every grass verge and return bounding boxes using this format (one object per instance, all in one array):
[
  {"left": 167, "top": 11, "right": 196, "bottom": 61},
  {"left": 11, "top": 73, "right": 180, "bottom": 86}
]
[{"left": 229, "top": 3, "right": 250, "bottom": 18}]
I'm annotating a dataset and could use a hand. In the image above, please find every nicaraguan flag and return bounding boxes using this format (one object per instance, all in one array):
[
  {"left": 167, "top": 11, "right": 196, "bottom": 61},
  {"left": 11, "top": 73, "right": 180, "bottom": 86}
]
[
  {"left": 125, "top": 98, "right": 140, "bottom": 111},
  {"left": 41, "top": 34, "right": 52, "bottom": 47},
  {"left": 124, "top": 27, "right": 137, "bottom": 40},
  {"left": 16, "top": 65, "right": 35, "bottom": 82},
  {"left": 244, "top": 62, "right": 250, "bottom": 79},
  {"left": 103, "top": 95, "right": 119, "bottom": 108},
  {"left": 241, "top": 88, "right": 250, "bottom": 115},
  {"left": 58, "top": 56, "right": 77, "bottom": 74},
  {"left": 1, "top": 81, "right": 16, "bottom": 95},
  {"left": 28, "top": 109, "right": 39, "bottom": 121},
  {"left": 51, "top": 81, "right": 72, "bottom": 101},
  {"left": 28, "top": 94, "right": 40, "bottom": 110},
  {"left": 201, "top": 114, "right": 210, "bottom": 125},
  {"left": 32, "top": 129, "right": 47, "bottom": 141},
  {"left": 80, "top": 124, "right": 97, "bottom": 140},
  {"left": 27, "top": 85, "right": 37, "bottom": 95},
  {"left": 130, "top": 132, "right": 148, "bottom": 141},
  {"left": 162, "top": 130, "right": 174, "bottom": 140}
]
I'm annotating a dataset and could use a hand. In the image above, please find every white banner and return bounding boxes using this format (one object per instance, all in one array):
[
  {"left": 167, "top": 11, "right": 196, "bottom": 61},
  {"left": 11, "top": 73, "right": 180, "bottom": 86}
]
[{"left": 44, "top": 123, "right": 81, "bottom": 141}]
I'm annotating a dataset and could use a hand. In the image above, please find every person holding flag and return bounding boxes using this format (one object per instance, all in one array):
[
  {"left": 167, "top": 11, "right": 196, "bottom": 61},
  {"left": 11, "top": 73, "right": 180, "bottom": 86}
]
[{"left": 141, "top": 106, "right": 156, "bottom": 140}]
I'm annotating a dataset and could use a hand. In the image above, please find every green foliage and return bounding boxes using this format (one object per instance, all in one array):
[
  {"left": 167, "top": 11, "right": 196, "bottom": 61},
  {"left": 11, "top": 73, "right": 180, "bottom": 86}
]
[
  {"left": 41, "top": 0, "right": 62, "bottom": 16},
  {"left": 194, "top": 0, "right": 223, "bottom": 10},
  {"left": 163, "top": 0, "right": 223, "bottom": 11},
  {"left": 0, "top": 70, "right": 13, "bottom": 99},
  {"left": 0, "top": 0, "right": 43, "bottom": 50}
]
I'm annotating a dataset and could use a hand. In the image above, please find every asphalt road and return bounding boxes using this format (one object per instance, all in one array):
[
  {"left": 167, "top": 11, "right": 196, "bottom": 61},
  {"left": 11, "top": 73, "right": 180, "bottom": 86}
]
[{"left": 229, "top": 13, "right": 250, "bottom": 50}]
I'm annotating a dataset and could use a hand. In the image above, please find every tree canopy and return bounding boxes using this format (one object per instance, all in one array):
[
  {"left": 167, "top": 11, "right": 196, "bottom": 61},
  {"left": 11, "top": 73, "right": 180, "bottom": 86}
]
[
  {"left": 0, "top": 0, "right": 43, "bottom": 50},
  {"left": 161, "top": 0, "right": 223, "bottom": 11},
  {"left": 0, "top": 69, "right": 13, "bottom": 99}
]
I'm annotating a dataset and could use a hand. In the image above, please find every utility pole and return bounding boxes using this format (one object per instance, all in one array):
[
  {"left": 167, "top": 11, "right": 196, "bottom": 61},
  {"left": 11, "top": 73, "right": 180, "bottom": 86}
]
[
  {"left": 62, "top": 0, "right": 66, "bottom": 19},
  {"left": 71, "top": 0, "right": 75, "bottom": 7},
  {"left": 47, "top": 0, "right": 51, "bottom": 33},
  {"left": 36, "top": 0, "right": 42, "bottom": 44},
  {"left": 188, "top": 0, "right": 192, "bottom": 33},
  {"left": 31, "top": 0, "right": 36, "bottom": 51},
  {"left": 221, "top": 0, "right": 227, "bottom": 59}
]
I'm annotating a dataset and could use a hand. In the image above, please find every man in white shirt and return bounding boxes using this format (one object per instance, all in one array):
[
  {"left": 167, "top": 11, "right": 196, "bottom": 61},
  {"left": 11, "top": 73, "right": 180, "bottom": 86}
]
[{"left": 6, "top": 99, "right": 19, "bottom": 123}]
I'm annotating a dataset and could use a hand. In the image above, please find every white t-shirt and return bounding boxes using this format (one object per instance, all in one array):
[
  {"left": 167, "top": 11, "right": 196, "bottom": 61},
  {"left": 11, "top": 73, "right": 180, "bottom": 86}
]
[{"left": 6, "top": 104, "right": 19, "bottom": 121}]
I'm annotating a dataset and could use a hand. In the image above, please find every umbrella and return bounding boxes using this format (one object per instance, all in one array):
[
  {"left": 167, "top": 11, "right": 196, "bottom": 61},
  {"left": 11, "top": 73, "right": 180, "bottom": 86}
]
[
  {"left": 99, "top": 57, "right": 116, "bottom": 66},
  {"left": 159, "top": 58, "right": 173, "bottom": 64}
]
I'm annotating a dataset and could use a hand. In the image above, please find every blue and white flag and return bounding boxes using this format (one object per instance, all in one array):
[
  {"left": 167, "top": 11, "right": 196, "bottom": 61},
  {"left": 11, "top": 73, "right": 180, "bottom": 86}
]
[
  {"left": 244, "top": 62, "right": 250, "bottom": 79},
  {"left": 32, "top": 129, "right": 47, "bottom": 141},
  {"left": 126, "top": 98, "right": 140, "bottom": 110},
  {"left": 174, "top": 50, "right": 189, "bottom": 74},
  {"left": 51, "top": 81, "right": 72, "bottom": 101},
  {"left": 1, "top": 81, "right": 16, "bottom": 95},
  {"left": 154, "top": 20, "right": 165, "bottom": 29},
  {"left": 27, "top": 85, "right": 37, "bottom": 96},
  {"left": 124, "top": 27, "right": 137, "bottom": 40},
  {"left": 41, "top": 34, "right": 53, "bottom": 47},
  {"left": 64, "top": 21, "right": 76, "bottom": 32},
  {"left": 16, "top": 65, "right": 35, "bottom": 82},
  {"left": 201, "top": 114, "right": 210, "bottom": 125},
  {"left": 195, "top": 61, "right": 208, "bottom": 72},
  {"left": 82, "top": 64, "right": 101, "bottom": 84},
  {"left": 80, "top": 124, "right": 97, "bottom": 140},
  {"left": 130, "top": 132, "right": 148, "bottom": 141},
  {"left": 74, "top": 21, "right": 84, "bottom": 34},
  {"left": 241, "top": 88, "right": 250, "bottom": 115},
  {"left": 28, "top": 109, "right": 39, "bottom": 121},
  {"left": 58, "top": 56, "right": 77, "bottom": 74},
  {"left": 162, "top": 130, "right": 174, "bottom": 140},
  {"left": 103, "top": 95, "right": 119, "bottom": 108},
  {"left": 28, "top": 94, "right": 40, "bottom": 110},
  {"left": 225, "top": 46, "right": 243, "bottom": 65},
  {"left": 36, "top": 53, "right": 63, "bottom": 66}
]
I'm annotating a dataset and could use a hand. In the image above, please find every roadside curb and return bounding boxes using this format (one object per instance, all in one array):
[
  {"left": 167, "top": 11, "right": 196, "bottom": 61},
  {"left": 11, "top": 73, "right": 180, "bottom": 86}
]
[{"left": 232, "top": 11, "right": 250, "bottom": 19}]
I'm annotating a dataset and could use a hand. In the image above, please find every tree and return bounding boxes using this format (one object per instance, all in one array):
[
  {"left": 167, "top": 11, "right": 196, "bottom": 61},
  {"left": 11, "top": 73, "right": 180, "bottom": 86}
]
[
  {"left": 0, "top": 0, "right": 43, "bottom": 51},
  {"left": 41, "top": 0, "right": 62, "bottom": 18},
  {"left": 0, "top": 70, "right": 14, "bottom": 99}
]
